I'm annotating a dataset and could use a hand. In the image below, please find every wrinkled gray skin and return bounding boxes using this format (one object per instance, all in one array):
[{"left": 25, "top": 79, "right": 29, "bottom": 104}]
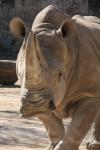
[{"left": 9, "top": 5, "right": 100, "bottom": 150}]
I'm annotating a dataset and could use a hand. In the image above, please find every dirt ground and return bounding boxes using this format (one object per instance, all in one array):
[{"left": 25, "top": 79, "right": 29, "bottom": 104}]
[{"left": 0, "top": 83, "right": 88, "bottom": 150}]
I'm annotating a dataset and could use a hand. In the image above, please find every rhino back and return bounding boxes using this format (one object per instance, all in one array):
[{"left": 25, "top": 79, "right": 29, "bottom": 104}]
[{"left": 66, "top": 16, "right": 100, "bottom": 99}]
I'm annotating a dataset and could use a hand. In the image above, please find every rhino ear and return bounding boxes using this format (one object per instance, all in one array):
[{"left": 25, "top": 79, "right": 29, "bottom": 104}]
[
  {"left": 9, "top": 17, "right": 26, "bottom": 38},
  {"left": 57, "top": 19, "right": 76, "bottom": 39}
]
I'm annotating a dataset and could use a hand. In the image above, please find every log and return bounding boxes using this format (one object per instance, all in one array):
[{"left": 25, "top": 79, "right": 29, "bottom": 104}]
[{"left": 0, "top": 60, "right": 17, "bottom": 85}]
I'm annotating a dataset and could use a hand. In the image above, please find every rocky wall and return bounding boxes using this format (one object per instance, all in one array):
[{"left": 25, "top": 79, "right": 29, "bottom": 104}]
[{"left": 0, "top": 0, "right": 100, "bottom": 60}]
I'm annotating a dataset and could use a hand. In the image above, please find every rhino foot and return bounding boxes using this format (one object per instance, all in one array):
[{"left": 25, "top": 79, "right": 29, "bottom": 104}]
[
  {"left": 87, "top": 143, "right": 100, "bottom": 150},
  {"left": 54, "top": 141, "right": 79, "bottom": 150},
  {"left": 46, "top": 143, "right": 58, "bottom": 150}
]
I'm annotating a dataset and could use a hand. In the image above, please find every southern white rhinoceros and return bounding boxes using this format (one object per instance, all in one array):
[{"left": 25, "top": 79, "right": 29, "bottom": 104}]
[{"left": 9, "top": 5, "right": 100, "bottom": 150}]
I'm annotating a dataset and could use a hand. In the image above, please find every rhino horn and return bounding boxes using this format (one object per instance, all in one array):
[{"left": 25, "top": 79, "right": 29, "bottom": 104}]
[{"left": 23, "top": 31, "right": 45, "bottom": 89}]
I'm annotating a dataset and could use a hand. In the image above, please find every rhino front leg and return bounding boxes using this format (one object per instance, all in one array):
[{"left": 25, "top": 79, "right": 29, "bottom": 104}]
[
  {"left": 54, "top": 98, "right": 100, "bottom": 150},
  {"left": 87, "top": 111, "right": 100, "bottom": 150},
  {"left": 39, "top": 112, "right": 65, "bottom": 150}
]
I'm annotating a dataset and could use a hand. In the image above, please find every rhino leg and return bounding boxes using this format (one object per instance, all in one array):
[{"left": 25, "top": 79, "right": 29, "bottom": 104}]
[
  {"left": 87, "top": 111, "right": 100, "bottom": 150},
  {"left": 54, "top": 98, "right": 100, "bottom": 150},
  {"left": 39, "top": 112, "right": 65, "bottom": 150}
]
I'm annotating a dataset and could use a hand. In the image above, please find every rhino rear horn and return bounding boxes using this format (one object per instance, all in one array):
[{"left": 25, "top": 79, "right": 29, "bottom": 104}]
[
  {"left": 9, "top": 17, "right": 26, "bottom": 38},
  {"left": 56, "top": 19, "right": 76, "bottom": 39}
]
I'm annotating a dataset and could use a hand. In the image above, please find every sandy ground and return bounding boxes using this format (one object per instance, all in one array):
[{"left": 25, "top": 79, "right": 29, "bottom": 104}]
[{"left": 0, "top": 84, "right": 88, "bottom": 150}]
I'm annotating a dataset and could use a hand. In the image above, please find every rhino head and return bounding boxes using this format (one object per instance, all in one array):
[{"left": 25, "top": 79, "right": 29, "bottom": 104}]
[{"left": 9, "top": 5, "right": 76, "bottom": 117}]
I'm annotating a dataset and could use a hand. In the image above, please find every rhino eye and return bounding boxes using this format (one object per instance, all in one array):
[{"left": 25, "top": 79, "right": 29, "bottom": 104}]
[
  {"left": 57, "top": 71, "right": 63, "bottom": 81},
  {"left": 58, "top": 72, "right": 62, "bottom": 78}
]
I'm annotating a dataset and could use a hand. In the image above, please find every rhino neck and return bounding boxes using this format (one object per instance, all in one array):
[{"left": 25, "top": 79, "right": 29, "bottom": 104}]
[{"left": 23, "top": 31, "right": 45, "bottom": 90}]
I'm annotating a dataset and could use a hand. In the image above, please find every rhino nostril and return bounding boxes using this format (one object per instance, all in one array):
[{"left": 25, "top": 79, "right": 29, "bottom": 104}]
[{"left": 49, "top": 100, "right": 56, "bottom": 110}]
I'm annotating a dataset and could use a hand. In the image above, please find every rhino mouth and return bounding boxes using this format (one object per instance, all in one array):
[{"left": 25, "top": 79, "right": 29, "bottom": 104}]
[{"left": 20, "top": 88, "right": 56, "bottom": 117}]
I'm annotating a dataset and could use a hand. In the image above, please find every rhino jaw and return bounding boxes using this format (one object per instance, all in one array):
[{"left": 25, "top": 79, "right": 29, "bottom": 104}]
[{"left": 20, "top": 88, "right": 56, "bottom": 117}]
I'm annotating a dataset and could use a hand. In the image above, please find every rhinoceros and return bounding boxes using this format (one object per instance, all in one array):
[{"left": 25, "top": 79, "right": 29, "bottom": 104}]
[{"left": 9, "top": 5, "right": 100, "bottom": 150}]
